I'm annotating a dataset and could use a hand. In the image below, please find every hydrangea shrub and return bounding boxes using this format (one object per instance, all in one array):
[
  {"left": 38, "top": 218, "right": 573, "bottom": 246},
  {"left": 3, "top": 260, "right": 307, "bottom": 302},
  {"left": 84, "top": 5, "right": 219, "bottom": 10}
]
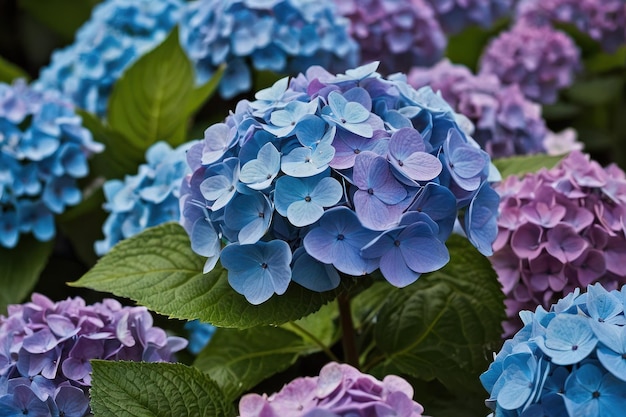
[
  {"left": 180, "top": 0, "right": 359, "bottom": 99},
  {"left": 179, "top": 62, "right": 499, "bottom": 305},
  {"left": 424, "top": 0, "right": 515, "bottom": 34},
  {"left": 492, "top": 151, "right": 626, "bottom": 336},
  {"left": 36, "top": 0, "right": 183, "bottom": 116},
  {"left": 238, "top": 361, "right": 425, "bottom": 417},
  {"left": 481, "top": 283, "right": 626, "bottom": 416},
  {"left": 0, "top": 293, "right": 187, "bottom": 416},
  {"left": 408, "top": 59, "right": 549, "bottom": 158},
  {"left": 333, "top": 0, "right": 446, "bottom": 74},
  {"left": 95, "top": 141, "right": 196, "bottom": 255},
  {"left": 479, "top": 22, "right": 581, "bottom": 104},
  {"left": 0, "top": 80, "right": 103, "bottom": 249}
]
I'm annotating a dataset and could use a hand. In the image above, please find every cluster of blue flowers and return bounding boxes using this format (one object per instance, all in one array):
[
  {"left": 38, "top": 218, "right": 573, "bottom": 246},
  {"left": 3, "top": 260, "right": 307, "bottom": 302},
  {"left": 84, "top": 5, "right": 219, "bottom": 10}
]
[
  {"left": 424, "top": 0, "right": 515, "bottom": 35},
  {"left": 179, "top": 62, "right": 500, "bottom": 305},
  {"left": 0, "top": 80, "right": 103, "bottom": 249},
  {"left": 95, "top": 141, "right": 195, "bottom": 255},
  {"left": 0, "top": 293, "right": 187, "bottom": 416},
  {"left": 36, "top": 0, "right": 182, "bottom": 117},
  {"left": 482, "top": 283, "right": 626, "bottom": 416},
  {"left": 179, "top": 0, "right": 359, "bottom": 99}
]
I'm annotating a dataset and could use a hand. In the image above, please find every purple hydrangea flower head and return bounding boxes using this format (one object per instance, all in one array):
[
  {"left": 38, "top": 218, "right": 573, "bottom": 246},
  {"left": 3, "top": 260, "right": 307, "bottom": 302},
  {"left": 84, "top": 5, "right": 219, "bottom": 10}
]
[
  {"left": 334, "top": 0, "right": 446, "bottom": 74},
  {"left": 481, "top": 283, "right": 626, "bottom": 416},
  {"left": 238, "top": 362, "right": 425, "bottom": 417},
  {"left": 35, "top": 0, "right": 183, "bottom": 116},
  {"left": 0, "top": 293, "right": 187, "bottom": 416},
  {"left": 179, "top": 62, "right": 499, "bottom": 304},
  {"left": 424, "top": 0, "right": 515, "bottom": 34},
  {"left": 479, "top": 22, "right": 581, "bottom": 104},
  {"left": 516, "top": 0, "right": 626, "bottom": 53},
  {"left": 492, "top": 151, "right": 626, "bottom": 336},
  {"left": 95, "top": 140, "right": 196, "bottom": 255},
  {"left": 0, "top": 80, "right": 103, "bottom": 249},
  {"left": 408, "top": 60, "right": 552, "bottom": 158},
  {"left": 179, "top": 0, "right": 359, "bottom": 99}
]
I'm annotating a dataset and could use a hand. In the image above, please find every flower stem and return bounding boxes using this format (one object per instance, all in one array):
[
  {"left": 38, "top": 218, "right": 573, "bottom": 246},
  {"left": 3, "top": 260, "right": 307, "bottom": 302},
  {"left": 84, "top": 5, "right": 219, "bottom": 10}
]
[{"left": 338, "top": 291, "right": 359, "bottom": 368}]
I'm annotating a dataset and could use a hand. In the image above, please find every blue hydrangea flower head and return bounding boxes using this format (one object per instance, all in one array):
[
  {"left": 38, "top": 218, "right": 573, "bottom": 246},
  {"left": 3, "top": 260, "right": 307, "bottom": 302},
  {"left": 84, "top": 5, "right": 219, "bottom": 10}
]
[
  {"left": 179, "top": 0, "right": 359, "bottom": 99},
  {"left": 0, "top": 80, "right": 103, "bottom": 249},
  {"left": 425, "top": 0, "right": 515, "bottom": 34},
  {"left": 180, "top": 62, "right": 499, "bottom": 304},
  {"left": 334, "top": 0, "right": 446, "bottom": 75},
  {"left": 183, "top": 320, "right": 216, "bottom": 355},
  {"left": 479, "top": 22, "right": 581, "bottom": 104},
  {"left": 482, "top": 283, "right": 626, "bottom": 416},
  {"left": 35, "top": 0, "right": 183, "bottom": 116},
  {"left": 0, "top": 293, "right": 187, "bottom": 416},
  {"left": 95, "top": 140, "right": 196, "bottom": 255}
]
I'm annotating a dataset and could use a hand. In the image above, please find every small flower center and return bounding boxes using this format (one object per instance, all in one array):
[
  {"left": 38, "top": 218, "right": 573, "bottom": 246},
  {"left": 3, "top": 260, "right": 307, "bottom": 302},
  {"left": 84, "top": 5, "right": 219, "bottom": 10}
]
[
  {"left": 304, "top": 196, "right": 312, "bottom": 202},
  {"left": 367, "top": 188, "right": 374, "bottom": 195},
  {"left": 572, "top": 345, "right": 578, "bottom": 351},
  {"left": 337, "top": 234, "right": 345, "bottom": 241},
  {"left": 258, "top": 212, "right": 265, "bottom": 218},
  {"left": 340, "top": 118, "right": 347, "bottom": 124},
  {"left": 397, "top": 160, "right": 404, "bottom": 167},
  {"left": 260, "top": 263, "right": 268, "bottom": 269},
  {"left": 266, "top": 174, "right": 272, "bottom": 179},
  {"left": 354, "top": 149, "right": 360, "bottom": 154},
  {"left": 394, "top": 240, "right": 401, "bottom": 247},
  {"left": 592, "top": 391, "right": 601, "bottom": 399}
]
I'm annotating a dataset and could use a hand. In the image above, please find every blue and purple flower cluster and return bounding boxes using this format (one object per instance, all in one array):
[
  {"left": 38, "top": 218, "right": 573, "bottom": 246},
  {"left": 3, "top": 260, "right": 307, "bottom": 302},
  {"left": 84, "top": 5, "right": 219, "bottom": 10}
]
[
  {"left": 238, "top": 361, "right": 425, "bottom": 417},
  {"left": 482, "top": 283, "right": 626, "bottom": 417},
  {"left": 95, "top": 141, "right": 195, "bottom": 255},
  {"left": 492, "top": 151, "right": 626, "bottom": 336},
  {"left": 180, "top": 0, "right": 358, "bottom": 99},
  {"left": 36, "top": 0, "right": 183, "bottom": 116},
  {"left": 0, "top": 80, "right": 103, "bottom": 249},
  {"left": 179, "top": 62, "right": 499, "bottom": 304},
  {"left": 424, "top": 0, "right": 515, "bottom": 35},
  {"left": 0, "top": 293, "right": 187, "bottom": 416},
  {"left": 333, "top": 0, "right": 446, "bottom": 75}
]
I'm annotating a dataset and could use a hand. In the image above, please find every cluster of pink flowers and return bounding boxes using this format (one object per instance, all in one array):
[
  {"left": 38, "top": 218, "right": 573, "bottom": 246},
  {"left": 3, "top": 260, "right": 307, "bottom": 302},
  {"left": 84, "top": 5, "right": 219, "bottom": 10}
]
[{"left": 491, "top": 151, "right": 626, "bottom": 336}]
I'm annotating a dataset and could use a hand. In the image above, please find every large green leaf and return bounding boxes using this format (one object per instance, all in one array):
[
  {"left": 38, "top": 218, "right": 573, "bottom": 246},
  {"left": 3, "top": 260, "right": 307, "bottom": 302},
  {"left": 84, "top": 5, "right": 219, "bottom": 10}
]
[
  {"left": 70, "top": 222, "right": 360, "bottom": 328},
  {"left": 107, "top": 28, "right": 194, "bottom": 149},
  {"left": 0, "top": 55, "right": 29, "bottom": 83},
  {"left": 19, "top": 0, "right": 97, "bottom": 40},
  {"left": 90, "top": 361, "right": 234, "bottom": 417},
  {"left": 492, "top": 154, "right": 564, "bottom": 179},
  {"left": 565, "top": 76, "right": 624, "bottom": 106},
  {"left": 194, "top": 326, "right": 312, "bottom": 400},
  {"left": 0, "top": 236, "right": 54, "bottom": 314},
  {"left": 369, "top": 235, "right": 504, "bottom": 395}
]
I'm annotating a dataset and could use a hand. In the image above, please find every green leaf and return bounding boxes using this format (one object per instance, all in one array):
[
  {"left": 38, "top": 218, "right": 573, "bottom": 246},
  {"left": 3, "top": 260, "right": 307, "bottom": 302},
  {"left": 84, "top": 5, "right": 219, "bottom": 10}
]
[
  {"left": 90, "top": 361, "right": 234, "bottom": 417},
  {"left": 541, "top": 102, "right": 581, "bottom": 120},
  {"left": 282, "top": 301, "right": 339, "bottom": 348},
  {"left": 70, "top": 222, "right": 361, "bottom": 328},
  {"left": 584, "top": 46, "right": 626, "bottom": 73},
  {"left": 186, "top": 64, "right": 226, "bottom": 115},
  {"left": 370, "top": 235, "right": 505, "bottom": 395},
  {"left": 0, "top": 236, "right": 54, "bottom": 314},
  {"left": 108, "top": 28, "right": 194, "bottom": 149},
  {"left": 565, "top": 76, "right": 625, "bottom": 106},
  {"left": 492, "top": 154, "right": 564, "bottom": 179},
  {"left": 18, "top": 0, "right": 98, "bottom": 41},
  {"left": 0, "top": 55, "right": 29, "bottom": 83},
  {"left": 194, "top": 326, "right": 311, "bottom": 400}
]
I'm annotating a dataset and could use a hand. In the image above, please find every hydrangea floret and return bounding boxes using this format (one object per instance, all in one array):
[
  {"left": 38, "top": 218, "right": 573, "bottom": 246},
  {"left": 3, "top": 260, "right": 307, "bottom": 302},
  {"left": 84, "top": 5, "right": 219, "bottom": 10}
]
[
  {"left": 0, "top": 293, "right": 187, "bottom": 416},
  {"left": 492, "top": 151, "right": 626, "bottom": 336},
  {"left": 0, "top": 80, "right": 103, "bottom": 249},
  {"left": 238, "top": 361, "right": 425, "bottom": 417},
  {"left": 424, "top": 0, "right": 515, "bottom": 35},
  {"left": 36, "top": 0, "right": 182, "bottom": 116},
  {"left": 479, "top": 22, "right": 581, "bottom": 104},
  {"left": 516, "top": 0, "right": 626, "bottom": 53},
  {"left": 481, "top": 283, "right": 626, "bottom": 417},
  {"left": 95, "top": 140, "right": 196, "bottom": 255},
  {"left": 333, "top": 0, "right": 446, "bottom": 75},
  {"left": 183, "top": 320, "right": 216, "bottom": 355},
  {"left": 408, "top": 59, "right": 551, "bottom": 158},
  {"left": 179, "top": 62, "right": 500, "bottom": 305},
  {"left": 179, "top": 0, "right": 359, "bottom": 99}
]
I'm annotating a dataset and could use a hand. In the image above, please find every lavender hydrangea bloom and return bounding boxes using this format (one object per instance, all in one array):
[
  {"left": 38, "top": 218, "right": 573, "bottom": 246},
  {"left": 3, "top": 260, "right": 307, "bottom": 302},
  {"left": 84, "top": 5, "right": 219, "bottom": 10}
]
[
  {"left": 180, "top": 0, "right": 359, "bottom": 99},
  {"left": 424, "top": 0, "right": 515, "bottom": 34},
  {"left": 238, "top": 362, "right": 425, "bottom": 417},
  {"left": 409, "top": 60, "right": 553, "bottom": 158},
  {"left": 479, "top": 22, "right": 581, "bottom": 104},
  {"left": 0, "top": 80, "right": 103, "bottom": 249},
  {"left": 35, "top": 0, "right": 182, "bottom": 116},
  {"left": 334, "top": 0, "right": 446, "bottom": 75},
  {"left": 179, "top": 62, "right": 499, "bottom": 304},
  {"left": 481, "top": 283, "right": 626, "bottom": 417},
  {"left": 0, "top": 293, "right": 187, "bottom": 416},
  {"left": 95, "top": 140, "right": 195, "bottom": 255},
  {"left": 492, "top": 151, "right": 626, "bottom": 336},
  {"left": 517, "top": 0, "right": 626, "bottom": 53}
]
